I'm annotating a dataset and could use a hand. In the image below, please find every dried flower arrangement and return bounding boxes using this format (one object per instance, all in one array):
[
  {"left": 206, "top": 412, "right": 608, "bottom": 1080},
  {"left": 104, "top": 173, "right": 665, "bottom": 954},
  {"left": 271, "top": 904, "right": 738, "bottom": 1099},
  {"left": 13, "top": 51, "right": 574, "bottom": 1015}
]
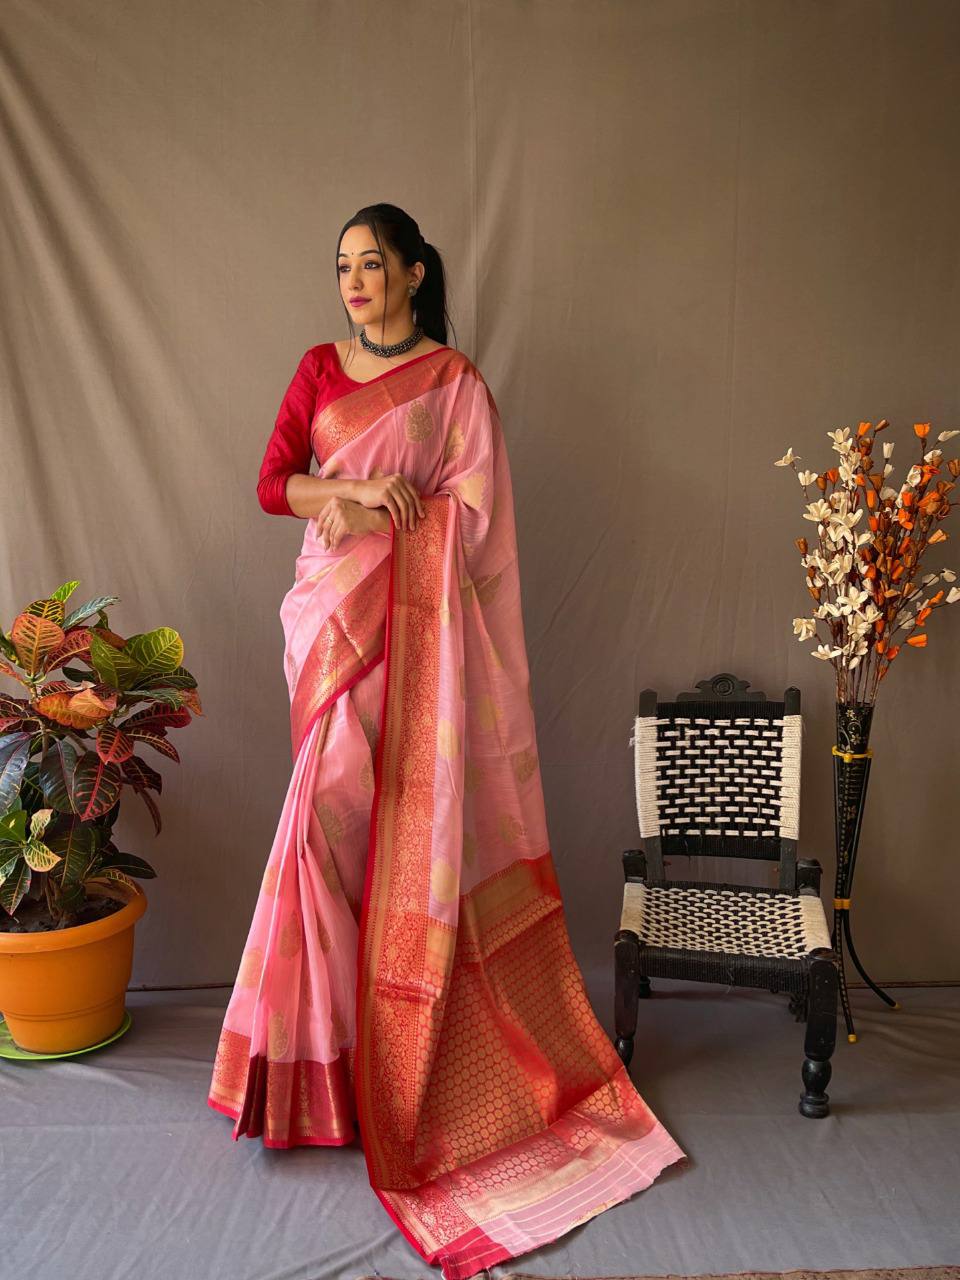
[
  {"left": 774, "top": 421, "right": 960, "bottom": 704},
  {"left": 773, "top": 421, "right": 959, "bottom": 1041}
]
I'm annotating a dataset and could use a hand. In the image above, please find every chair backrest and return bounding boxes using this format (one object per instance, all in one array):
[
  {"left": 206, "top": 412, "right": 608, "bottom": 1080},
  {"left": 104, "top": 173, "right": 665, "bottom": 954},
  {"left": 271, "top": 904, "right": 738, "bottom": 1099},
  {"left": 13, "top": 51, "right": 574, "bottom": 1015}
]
[{"left": 629, "top": 673, "right": 802, "bottom": 892}]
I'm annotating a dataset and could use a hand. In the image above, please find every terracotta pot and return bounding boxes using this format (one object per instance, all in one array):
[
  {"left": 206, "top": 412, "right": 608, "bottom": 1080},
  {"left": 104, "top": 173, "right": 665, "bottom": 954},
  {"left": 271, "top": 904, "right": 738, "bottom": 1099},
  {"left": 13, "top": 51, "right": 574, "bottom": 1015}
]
[{"left": 0, "top": 881, "right": 147, "bottom": 1053}]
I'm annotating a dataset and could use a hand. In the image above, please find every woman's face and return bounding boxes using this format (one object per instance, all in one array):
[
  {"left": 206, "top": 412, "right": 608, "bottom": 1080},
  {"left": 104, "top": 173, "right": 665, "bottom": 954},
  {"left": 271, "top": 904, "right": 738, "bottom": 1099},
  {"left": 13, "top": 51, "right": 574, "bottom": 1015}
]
[{"left": 337, "top": 224, "right": 422, "bottom": 331}]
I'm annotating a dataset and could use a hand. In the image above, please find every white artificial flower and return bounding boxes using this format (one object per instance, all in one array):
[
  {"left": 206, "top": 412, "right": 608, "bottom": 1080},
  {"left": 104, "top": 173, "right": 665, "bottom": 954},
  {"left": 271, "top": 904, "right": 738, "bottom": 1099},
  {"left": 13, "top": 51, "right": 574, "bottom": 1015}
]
[
  {"left": 907, "top": 465, "right": 923, "bottom": 486},
  {"left": 797, "top": 470, "right": 818, "bottom": 486},
  {"left": 812, "top": 644, "right": 842, "bottom": 660},
  {"left": 774, "top": 447, "right": 800, "bottom": 466},
  {"left": 856, "top": 531, "right": 872, "bottom": 547},
  {"left": 900, "top": 616, "right": 916, "bottom": 630},
  {"left": 814, "top": 603, "right": 832, "bottom": 619},
  {"left": 880, "top": 486, "right": 897, "bottom": 500},
  {"left": 828, "top": 509, "right": 864, "bottom": 544},
  {"left": 793, "top": 617, "right": 818, "bottom": 641},
  {"left": 838, "top": 459, "right": 857, "bottom": 483},
  {"left": 922, "top": 573, "right": 939, "bottom": 585},
  {"left": 803, "top": 499, "right": 833, "bottom": 523},
  {"left": 936, "top": 429, "right": 959, "bottom": 442},
  {"left": 947, "top": 586, "right": 960, "bottom": 604},
  {"left": 924, "top": 448, "right": 943, "bottom": 464},
  {"left": 882, "top": 441, "right": 895, "bottom": 458},
  {"left": 942, "top": 569, "right": 957, "bottom": 582},
  {"left": 883, "top": 463, "right": 894, "bottom": 476},
  {"left": 837, "top": 584, "right": 870, "bottom": 613}
]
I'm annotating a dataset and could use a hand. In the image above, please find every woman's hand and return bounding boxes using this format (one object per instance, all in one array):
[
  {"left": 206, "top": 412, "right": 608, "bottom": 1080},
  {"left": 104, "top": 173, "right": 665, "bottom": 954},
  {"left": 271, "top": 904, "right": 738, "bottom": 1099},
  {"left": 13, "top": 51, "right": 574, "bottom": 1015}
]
[
  {"left": 352, "top": 473, "right": 426, "bottom": 531},
  {"left": 315, "top": 497, "right": 390, "bottom": 550}
]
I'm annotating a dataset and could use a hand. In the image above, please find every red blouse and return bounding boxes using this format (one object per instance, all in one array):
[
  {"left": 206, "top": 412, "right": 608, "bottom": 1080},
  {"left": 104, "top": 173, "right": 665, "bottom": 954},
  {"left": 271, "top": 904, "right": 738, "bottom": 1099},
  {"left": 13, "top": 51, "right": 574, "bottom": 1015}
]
[{"left": 256, "top": 345, "right": 327, "bottom": 517}]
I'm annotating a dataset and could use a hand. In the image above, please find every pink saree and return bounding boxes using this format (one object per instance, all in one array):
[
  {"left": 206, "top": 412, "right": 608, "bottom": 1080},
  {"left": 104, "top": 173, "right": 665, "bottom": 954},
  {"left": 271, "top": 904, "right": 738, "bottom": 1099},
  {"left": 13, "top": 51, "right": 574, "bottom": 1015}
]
[{"left": 207, "top": 346, "right": 686, "bottom": 1279}]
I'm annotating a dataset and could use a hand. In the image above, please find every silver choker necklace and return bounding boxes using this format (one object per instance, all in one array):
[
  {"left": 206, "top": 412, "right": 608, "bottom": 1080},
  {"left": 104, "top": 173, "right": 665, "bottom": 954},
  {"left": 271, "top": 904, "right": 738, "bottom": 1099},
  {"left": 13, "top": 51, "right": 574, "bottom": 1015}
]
[{"left": 360, "top": 325, "right": 424, "bottom": 358}]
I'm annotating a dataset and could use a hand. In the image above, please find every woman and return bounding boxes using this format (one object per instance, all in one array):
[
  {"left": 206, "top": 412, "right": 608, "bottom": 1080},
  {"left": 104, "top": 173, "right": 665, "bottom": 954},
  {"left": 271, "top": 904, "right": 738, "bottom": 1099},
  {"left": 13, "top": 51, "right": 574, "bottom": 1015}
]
[{"left": 207, "top": 203, "right": 686, "bottom": 1280}]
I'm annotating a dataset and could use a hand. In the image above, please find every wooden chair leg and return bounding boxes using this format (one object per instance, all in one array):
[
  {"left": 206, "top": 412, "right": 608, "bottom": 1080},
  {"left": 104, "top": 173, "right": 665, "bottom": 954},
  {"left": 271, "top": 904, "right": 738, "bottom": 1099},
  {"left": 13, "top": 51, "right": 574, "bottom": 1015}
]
[
  {"left": 799, "top": 951, "right": 839, "bottom": 1118},
  {"left": 614, "top": 928, "right": 640, "bottom": 1065}
]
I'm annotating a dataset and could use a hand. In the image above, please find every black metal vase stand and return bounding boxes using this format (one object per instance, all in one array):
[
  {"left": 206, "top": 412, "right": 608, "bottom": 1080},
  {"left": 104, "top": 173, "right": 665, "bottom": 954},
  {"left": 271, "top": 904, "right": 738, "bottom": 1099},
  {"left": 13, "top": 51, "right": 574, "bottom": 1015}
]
[{"left": 832, "top": 700, "right": 900, "bottom": 1041}]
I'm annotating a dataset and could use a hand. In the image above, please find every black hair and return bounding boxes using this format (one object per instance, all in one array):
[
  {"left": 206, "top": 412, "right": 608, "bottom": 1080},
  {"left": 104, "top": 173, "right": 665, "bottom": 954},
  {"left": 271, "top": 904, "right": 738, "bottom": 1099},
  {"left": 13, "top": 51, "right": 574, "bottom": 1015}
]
[{"left": 335, "top": 203, "right": 456, "bottom": 367}]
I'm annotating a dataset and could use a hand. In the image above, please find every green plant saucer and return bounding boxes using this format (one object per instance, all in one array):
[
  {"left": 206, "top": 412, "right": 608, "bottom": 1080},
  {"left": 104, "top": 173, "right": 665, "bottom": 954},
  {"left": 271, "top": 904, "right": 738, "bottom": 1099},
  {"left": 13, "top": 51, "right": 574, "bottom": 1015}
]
[{"left": 0, "top": 1010, "right": 132, "bottom": 1060}]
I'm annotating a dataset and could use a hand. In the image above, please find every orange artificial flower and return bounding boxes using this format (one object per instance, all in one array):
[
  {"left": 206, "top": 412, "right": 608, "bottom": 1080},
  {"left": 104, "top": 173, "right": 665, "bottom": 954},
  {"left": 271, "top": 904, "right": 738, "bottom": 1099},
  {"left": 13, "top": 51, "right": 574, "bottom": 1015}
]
[
  {"left": 917, "top": 607, "right": 932, "bottom": 623},
  {"left": 886, "top": 644, "right": 901, "bottom": 661},
  {"left": 857, "top": 422, "right": 872, "bottom": 436},
  {"left": 866, "top": 489, "right": 877, "bottom": 508},
  {"left": 869, "top": 515, "right": 880, "bottom": 531},
  {"left": 891, "top": 562, "right": 905, "bottom": 580},
  {"left": 906, "top": 633, "right": 928, "bottom": 647},
  {"left": 928, "top": 529, "right": 948, "bottom": 543},
  {"left": 913, "top": 422, "right": 931, "bottom": 439}
]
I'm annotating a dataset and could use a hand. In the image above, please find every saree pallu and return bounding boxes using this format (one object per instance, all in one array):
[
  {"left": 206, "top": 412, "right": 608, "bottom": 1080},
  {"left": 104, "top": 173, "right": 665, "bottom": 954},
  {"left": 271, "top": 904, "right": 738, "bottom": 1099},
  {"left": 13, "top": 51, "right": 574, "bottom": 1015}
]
[{"left": 207, "top": 348, "right": 687, "bottom": 1279}]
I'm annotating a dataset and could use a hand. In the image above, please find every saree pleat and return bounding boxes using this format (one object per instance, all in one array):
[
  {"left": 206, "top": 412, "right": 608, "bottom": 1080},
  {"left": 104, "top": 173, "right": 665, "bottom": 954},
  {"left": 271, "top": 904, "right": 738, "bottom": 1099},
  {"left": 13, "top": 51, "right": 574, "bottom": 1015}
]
[{"left": 208, "top": 347, "right": 686, "bottom": 1278}]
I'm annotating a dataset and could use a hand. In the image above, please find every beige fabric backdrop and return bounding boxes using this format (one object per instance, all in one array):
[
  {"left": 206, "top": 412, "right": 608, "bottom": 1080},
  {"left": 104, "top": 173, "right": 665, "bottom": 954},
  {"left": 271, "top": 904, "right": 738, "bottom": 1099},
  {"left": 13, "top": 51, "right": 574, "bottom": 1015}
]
[{"left": 2, "top": 0, "right": 957, "bottom": 985}]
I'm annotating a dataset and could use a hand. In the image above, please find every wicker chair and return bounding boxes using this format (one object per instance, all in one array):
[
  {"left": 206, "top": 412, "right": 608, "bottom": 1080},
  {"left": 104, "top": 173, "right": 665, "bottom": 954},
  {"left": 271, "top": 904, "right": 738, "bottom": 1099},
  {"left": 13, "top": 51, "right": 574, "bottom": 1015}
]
[{"left": 614, "top": 672, "right": 840, "bottom": 1118}]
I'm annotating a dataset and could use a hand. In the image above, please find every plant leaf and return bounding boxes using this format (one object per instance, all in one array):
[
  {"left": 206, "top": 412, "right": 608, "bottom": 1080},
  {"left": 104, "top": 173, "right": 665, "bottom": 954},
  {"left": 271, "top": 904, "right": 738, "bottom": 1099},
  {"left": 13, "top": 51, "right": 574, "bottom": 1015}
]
[{"left": 62, "top": 596, "right": 120, "bottom": 629}]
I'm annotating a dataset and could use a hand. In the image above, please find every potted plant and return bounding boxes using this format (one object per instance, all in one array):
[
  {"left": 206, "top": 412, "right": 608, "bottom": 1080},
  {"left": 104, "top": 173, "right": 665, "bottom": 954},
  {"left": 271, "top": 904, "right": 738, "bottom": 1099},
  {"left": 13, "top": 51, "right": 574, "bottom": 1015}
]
[{"left": 0, "top": 580, "right": 200, "bottom": 1053}]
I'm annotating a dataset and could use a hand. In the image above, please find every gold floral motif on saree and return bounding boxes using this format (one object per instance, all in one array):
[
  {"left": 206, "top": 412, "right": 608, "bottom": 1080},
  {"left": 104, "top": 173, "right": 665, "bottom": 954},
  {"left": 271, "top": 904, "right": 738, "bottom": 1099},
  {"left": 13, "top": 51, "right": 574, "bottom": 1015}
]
[
  {"left": 430, "top": 858, "right": 458, "bottom": 904},
  {"left": 456, "top": 472, "right": 486, "bottom": 510},
  {"left": 314, "top": 801, "right": 343, "bottom": 849},
  {"left": 237, "top": 945, "right": 264, "bottom": 988},
  {"left": 442, "top": 420, "right": 465, "bottom": 463},
  {"left": 474, "top": 571, "right": 501, "bottom": 604},
  {"left": 436, "top": 718, "right": 460, "bottom": 759},
  {"left": 476, "top": 694, "right": 502, "bottom": 731},
  {"left": 509, "top": 747, "right": 538, "bottom": 783},
  {"left": 315, "top": 908, "right": 332, "bottom": 953},
  {"left": 261, "top": 861, "right": 279, "bottom": 897},
  {"left": 405, "top": 399, "right": 436, "bottom": 442},
  {"left": 497, "top": 812, "right": 527, "bottom": 844},
  {"left": 267, "top": 1010, "right": 288, "bottom": 1059},
  {"left": 278, "top": 910, "right": 302, "bottom": 958}
]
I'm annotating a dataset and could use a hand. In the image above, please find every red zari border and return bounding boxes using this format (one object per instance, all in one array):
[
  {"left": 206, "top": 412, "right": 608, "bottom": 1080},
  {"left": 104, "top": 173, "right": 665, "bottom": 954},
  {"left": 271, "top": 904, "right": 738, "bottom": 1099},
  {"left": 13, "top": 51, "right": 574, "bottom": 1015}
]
[{"left": 351, "top": 495, "right": 686, "bottom": 1280}]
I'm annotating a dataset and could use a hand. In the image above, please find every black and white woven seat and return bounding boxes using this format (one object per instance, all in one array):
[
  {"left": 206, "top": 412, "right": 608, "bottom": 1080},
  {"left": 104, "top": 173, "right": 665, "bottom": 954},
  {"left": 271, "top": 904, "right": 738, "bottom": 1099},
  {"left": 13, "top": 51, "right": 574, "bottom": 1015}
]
[{"left": 614, "top": 673, "right": 840, "bottom": 1118}]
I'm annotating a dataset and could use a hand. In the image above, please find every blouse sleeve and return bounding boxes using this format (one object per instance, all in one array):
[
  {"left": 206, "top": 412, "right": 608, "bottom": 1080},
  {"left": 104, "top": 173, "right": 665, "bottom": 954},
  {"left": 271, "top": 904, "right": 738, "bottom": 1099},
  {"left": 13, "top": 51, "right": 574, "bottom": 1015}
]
[{"left": 256, "top": 348, "right": 319, "bottom": 516}]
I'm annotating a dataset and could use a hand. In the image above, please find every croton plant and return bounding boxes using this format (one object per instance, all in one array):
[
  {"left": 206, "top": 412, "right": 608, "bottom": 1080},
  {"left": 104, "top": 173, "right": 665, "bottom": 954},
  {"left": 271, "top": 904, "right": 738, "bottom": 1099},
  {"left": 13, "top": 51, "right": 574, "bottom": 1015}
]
[{"left": 0, "top": 580, "right": 200, "bottom": 927}]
